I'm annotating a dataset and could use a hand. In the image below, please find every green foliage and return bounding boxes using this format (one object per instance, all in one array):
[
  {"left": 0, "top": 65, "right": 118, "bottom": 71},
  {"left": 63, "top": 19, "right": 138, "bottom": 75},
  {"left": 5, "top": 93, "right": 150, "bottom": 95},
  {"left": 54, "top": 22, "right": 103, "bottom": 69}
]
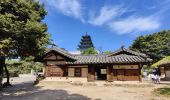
[
  {"left": 0, "top": 0, "right": 50, "bottom": 58},
  {"left": 0, "top": 0, "right": 49, "bottom": 87},
  {"left": 5, "top": 60, "right": 21, "bottom": 77},
  {"left": 154, "top": 87, "right": 170, "bottom": 96},
  {"left": 130, "top": 30, "right": 170, "bottom": 62},
  {"left": 152, "top": 56, "right": 170, "bottom": 67},
  {"left": 141, "top": 65, "right": 153, "bottom": 76},
  {"left": 6, "top": 56, "right": 44, "bottom": 77},
  {"left": 82, "top": 47, "right": 98, "bottom": 55},
  {"left": 103, "top": 51, "right": 112, "bottom": 55}
]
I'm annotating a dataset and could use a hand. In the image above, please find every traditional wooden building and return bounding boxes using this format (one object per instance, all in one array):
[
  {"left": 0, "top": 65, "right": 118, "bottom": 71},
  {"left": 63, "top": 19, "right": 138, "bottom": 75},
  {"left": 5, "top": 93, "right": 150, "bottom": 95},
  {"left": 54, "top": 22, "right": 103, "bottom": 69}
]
[
  {"left": 42, "top": 46, "right": 152, "bottom": 81},
  {"left": 159, "top": 63, "right": 170, "bottom": 79},
  {"left": 156, "top": 56, "right": 170, "bottom": 79}
]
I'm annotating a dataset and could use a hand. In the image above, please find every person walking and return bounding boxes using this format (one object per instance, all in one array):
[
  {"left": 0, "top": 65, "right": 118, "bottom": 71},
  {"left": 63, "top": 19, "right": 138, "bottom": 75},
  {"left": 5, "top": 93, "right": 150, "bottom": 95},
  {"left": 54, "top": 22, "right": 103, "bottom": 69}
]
[
  {"left": 156, "top": 74, "right": 160, "bottom": 84},
  {"left": 151, "top": 74, "right": 156, "bottom": 83}
]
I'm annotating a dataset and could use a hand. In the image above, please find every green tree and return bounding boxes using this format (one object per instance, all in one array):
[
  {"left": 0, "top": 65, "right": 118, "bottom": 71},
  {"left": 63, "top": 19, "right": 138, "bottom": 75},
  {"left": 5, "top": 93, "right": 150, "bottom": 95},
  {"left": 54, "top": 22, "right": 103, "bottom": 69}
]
[
  {"left": 6, "top": 56, "right": 44, "bottom": 77},
  {"left": 130, "top": 30, "right": 170, "bottom": 63},
  {"left": 103, "top": 51, "right": 112, "bottom": 55},
  {"left": 82, "top": 47, "right": 98, "bottom": 55},
  {"left": 0, "top": 0, "right": 50, "bottom": 87},
  {"left": 19, "top": 56, "right": 44, "bottom": 74}
]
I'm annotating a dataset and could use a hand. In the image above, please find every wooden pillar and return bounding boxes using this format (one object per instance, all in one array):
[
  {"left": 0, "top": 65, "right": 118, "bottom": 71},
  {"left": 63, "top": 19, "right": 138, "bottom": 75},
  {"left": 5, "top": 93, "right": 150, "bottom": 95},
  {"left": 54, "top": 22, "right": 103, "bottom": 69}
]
[
  {"left": 138, "top": 64, "right": 142, "bottom": 82},
  {"left": 87, "top": 64, "right": 95, "bottom": 82},
  {"left": 44, "top": 61, "right": 49, "bottom": 77},
  {"left": 107, "top": 65, "right": 113, "bottom": 82},
  {"left": 164, "top": 65, "right": 166, "bottom": 78}
]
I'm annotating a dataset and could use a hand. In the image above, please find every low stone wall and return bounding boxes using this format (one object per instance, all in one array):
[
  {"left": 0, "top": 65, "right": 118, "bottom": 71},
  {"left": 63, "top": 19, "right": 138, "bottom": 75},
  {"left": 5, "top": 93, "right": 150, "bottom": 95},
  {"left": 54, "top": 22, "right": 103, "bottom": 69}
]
[
  {"left": 44, "top": 77, "right": 87, "bottom": 83},
  {"left": 40, "top": 78, "right": 155, "bottom": 87},
  {"left": 19, "top": 74, "right": 35, "bottom": 77}
]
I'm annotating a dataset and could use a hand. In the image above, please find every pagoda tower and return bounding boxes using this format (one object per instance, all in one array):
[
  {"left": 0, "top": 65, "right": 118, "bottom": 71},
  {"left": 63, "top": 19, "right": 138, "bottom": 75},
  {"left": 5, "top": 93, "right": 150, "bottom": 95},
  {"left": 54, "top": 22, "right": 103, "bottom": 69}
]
[{"left": 78, "top": 33, "right": 94, "bottom": 51}]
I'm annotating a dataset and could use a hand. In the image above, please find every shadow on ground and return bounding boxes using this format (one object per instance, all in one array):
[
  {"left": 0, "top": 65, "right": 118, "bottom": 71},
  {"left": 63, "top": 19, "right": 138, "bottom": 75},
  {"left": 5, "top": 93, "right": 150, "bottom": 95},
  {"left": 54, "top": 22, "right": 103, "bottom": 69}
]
[{"left": 0, "top": 82, "right": 92, "bottom": 100}]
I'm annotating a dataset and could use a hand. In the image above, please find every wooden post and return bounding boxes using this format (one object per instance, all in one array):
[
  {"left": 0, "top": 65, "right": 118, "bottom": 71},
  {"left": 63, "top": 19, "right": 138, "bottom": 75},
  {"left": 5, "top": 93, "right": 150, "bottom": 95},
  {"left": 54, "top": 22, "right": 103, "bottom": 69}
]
[
  {"left": 43, "top": 61, "right": 49, "bottom": 77},
  {"left": 164, "top": 65, "right": 166, "bottom": 78},
  {"left": 45, "top": 65, "right": 47, "bottom": 77},
  {"left": 66, "top": 66, "right": 68, "bottom": 79},
  {"left": 138, "top": 64, "right": 142, "bottom": 82},
  {"left": 87, "top": 64, "right": 95, "bottom": 82},
  {"left": 107, "top": 65, "right": 113, "bottom": 82}
]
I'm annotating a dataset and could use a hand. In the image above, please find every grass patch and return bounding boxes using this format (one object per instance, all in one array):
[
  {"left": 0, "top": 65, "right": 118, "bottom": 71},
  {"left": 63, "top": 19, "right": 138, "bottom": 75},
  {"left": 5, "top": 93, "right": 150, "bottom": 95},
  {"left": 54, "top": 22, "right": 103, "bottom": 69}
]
[{"left": 154, "top": 87, "right": 170, "bottom": 96}]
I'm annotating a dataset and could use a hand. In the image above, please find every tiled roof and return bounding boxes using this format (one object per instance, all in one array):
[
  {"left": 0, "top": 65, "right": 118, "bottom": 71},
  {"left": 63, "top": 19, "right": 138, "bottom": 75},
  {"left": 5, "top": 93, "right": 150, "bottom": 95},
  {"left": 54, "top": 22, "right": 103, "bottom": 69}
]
[
  {"left": 109, "top": 54, "right": 147, "bottom": 63},
  {"left": 66, "top": 55, "right": 110, "bottom": 64},
  {"left": 44, "top": 46, "right": 152, "bottom": 65},
  {"left": 45, "top": 46, "right": 76, "bottom": 60},
  {"left": 65, "top": 54, "right": 149, "bottom": 65},
  {"left": 109, "top": 46, "right": 148, "bottom": 58}
]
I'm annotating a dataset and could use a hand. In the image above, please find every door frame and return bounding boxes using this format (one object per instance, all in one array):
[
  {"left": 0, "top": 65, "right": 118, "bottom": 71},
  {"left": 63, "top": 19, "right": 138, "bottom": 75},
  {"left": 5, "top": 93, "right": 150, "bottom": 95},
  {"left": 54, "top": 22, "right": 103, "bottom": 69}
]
[
  {"left": 95, "top": 65, "right": 107, "bottom": 80},
  {"left": 74, "top": 67, "right": 82, "bottom": 77}
]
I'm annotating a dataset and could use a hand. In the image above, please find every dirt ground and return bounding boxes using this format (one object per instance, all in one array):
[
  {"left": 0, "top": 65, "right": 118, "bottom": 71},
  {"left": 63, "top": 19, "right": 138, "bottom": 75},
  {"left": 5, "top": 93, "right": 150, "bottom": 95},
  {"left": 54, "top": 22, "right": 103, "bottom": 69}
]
[{"left": 0, "top": 77, "right": 170, "bottom": 100}]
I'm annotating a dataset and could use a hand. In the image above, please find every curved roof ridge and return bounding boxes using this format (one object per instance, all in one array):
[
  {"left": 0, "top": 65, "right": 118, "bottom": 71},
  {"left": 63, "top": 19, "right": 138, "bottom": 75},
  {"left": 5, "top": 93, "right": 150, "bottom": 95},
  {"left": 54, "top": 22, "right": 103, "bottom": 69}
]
[
  {"left": 46, "top": 46, "right": 76, "bottom": 60},
  {"left": 109, "top": 46, "right": 148, "bottom": 58}
]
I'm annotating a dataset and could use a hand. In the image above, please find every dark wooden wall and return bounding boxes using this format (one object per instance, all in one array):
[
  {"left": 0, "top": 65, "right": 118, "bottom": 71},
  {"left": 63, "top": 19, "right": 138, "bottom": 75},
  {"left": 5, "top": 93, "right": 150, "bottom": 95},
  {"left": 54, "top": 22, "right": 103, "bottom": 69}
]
[
  {"left": 113, "top": 69, "right": 140, "bottom": 81},
  {"left": 45, "top": 65, "right": 66, "bottom": 77}
]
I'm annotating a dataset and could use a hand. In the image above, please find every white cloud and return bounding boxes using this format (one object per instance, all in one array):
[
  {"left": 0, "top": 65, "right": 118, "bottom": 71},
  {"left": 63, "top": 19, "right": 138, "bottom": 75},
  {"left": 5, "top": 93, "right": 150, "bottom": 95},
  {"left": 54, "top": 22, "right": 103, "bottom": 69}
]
[
  {"left": 40, "top": 0, "right": 163, "bottom": 35},
  {"left": 88, "top": 5, "right": 126, "bottom": 26},
  {"left": 88, "top": 4, "right": 161, "bottom": 34},
  {"left": 41, "top": 0, "right": 84, "bottom": 22},
  {"left": 108, "top": 16, "right": 160, "bottom": 34}
]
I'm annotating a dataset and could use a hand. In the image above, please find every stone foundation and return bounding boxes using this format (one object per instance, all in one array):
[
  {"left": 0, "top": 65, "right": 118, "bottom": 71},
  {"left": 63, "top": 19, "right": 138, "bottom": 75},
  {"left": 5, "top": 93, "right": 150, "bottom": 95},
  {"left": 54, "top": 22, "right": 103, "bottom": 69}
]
[{"left": 44, "top": 77, "right": 87, "bottom": 83}]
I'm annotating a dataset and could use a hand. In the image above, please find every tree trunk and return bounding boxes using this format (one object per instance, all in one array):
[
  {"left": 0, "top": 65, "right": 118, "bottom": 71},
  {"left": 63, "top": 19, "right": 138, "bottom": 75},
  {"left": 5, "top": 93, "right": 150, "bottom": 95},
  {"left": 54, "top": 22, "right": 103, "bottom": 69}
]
[
  {"left": 0, "top": 56, "right": 11, "bottom": 87},
  {"left": 0, "top": 56, "right": 4, "bottom": 89},
  {"left": 4, "top": 63, "right": 10, "bottom": 84}
]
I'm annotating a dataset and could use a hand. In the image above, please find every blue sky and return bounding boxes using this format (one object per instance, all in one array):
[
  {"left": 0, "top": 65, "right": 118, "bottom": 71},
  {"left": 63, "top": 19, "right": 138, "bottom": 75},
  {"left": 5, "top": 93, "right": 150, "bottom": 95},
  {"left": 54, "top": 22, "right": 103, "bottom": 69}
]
[{"left": 40, "top": 0, "right": 170, "bottom": 52}]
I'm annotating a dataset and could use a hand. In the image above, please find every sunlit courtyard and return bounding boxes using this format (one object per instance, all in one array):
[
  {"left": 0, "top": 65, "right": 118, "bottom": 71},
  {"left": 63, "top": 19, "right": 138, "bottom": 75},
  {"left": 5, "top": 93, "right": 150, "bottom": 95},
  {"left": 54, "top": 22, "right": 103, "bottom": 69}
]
[{"left": 0, "top": 77, "right": 170, "bottom": 100}]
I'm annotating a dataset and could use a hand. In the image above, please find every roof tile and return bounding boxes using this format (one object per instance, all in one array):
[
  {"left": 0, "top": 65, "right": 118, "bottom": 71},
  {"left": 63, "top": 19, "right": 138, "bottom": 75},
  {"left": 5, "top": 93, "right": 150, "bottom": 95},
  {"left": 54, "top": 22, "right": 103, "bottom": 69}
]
[{"left": 44, "top": 46, "right": 152, "bottom": 65}]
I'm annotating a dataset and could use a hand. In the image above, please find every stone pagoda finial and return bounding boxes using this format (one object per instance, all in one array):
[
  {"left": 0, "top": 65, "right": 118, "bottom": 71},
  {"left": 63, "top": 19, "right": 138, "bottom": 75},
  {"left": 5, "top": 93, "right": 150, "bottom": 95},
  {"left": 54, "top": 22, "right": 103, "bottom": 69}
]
[{"left": 85, "top": 32, "right": 88, "bottom": 36}]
